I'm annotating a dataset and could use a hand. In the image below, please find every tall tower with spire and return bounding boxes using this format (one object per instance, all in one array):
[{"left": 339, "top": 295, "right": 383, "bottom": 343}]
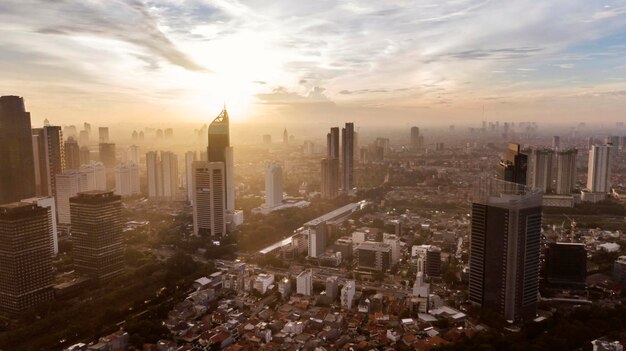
[{"left": 207, "top": 108, "right": 235, "bottom": 211}]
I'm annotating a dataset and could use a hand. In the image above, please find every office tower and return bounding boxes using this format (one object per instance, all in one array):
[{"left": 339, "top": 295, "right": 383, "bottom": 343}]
[
  {"left": 469, "top": 178, "right": 542, "bottom": 322},
  {"left": 21, "top": 196, "right": 58, "bottom": 255},
  {"left": 555, "top": 149, "right": 577, "bottom": 195},
  {"left": 262, "top": 134, "right": 271, "bottom": 144},
  {"left": 0, "top": 97, "right": 35, "bottom": 203},
  {"left": 70, "top": 191, "right": 123, "bottom": 281},
  {"left": 80, "top": 161, "right": 107, "bottom": 191},
  {"left": 98, "top": 143, "right": 116, "bottom": 169},
  {"left": 326, "top": 276, "right": 339, "bottom": 300},
  {"left": 327, "top": 127, "right": 339, "bottom": 158},
  {"left": 426, "top": 246, "right": 442, "bottom": 278},
  {"left": 383, "top": 233, "right": 401, "bottom": 265},
  {"left": 84, "top": 122, "right": 91, "bottom": 138},
  {"left": 64, "top": 137, "right": 81, "bottom": 170},
  {"left": 127, "top": 145, "right": 140, "bottom": 164},
  {"left": 552, "top": 136, "right": 560, "bottom": 150},
  {"left": 78, "top": 130, "right": 89, "bottom": 145},
  {"left": 410, "top": 126, "right": 420, "bottom": 151},
  {"left": 265, "top": 162, "right": 283, "bottom": 208},
  {"left": 498, "top": 143, "right": 528, "bottom": 186},
  {"left": 341, "top": 122, "right": 354, "bottom": 192},
  {"left": 283, "top": 128, "right": 288, "bottom": 145},
  {"left": 306, "top": 219, "right": 327, "bottom": 258},
  {"left": 98, "top": 127, "right": 109, "bottom": 143},
  {"left": 185, "top": 151, "right": 197, "bottom": 204},
  {"left": 79, "top": 146, "right": 91, "bottom": 165},
  {"left": 321, "top": 158, "right": 340, "bottom": 199},
  {"left": 530, "top": 149, "right": 553, "bottom": 193},
  {"left": 207, "top": 108, "right": 235, "bottom": 212},
  {"left": 356, "top": 241, "right": 392, "bottom": 271},
  {"left": 146, "top": 151, "right": 179, "bottom": 201},
  {"left": 55, "top": 170, "right": 88, "bottom": 225},
  {"left": 192, "top": 161, "right": 226, "bottom": 236},
  {"left": 296, "top": 269, "right": 313, "bottom": 296},
  {"left": 545, "top": 243, "right": 586, "bottom": 289},
  {"left": 32, "top": 125, "right": 65, "bottom": 197},
  {"left": 586, "top": 145, "right": 612, "bottom": 194},
  {"left": 161, "top": 151, "right": 179, "bottom": 200},
  {"left": 115, "top": 162, "right": 140, "bottom": 197},
  {"left": 341, "top": 281, "right": 355, "bottom": 309},
  {"left": 0, "top": 203, "right": 54, "bottom": 317}
]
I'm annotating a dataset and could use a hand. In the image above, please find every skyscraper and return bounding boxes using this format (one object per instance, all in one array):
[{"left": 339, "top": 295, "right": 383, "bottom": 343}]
[
  {"left": 265, "top": 162, "right": 283, "bottom": 208},
  {"left": 146, "top": 151, "right": 179, "bottom": 201},
  {"left": 98, "top": 142, "right": 116, "bottom": 169},
  {"left": 586, "top": 144, "right": 612, "bottom": 194},
  {"left": 207, "top": 109, "right": 234, "bottom": 211},
  {"left": 115, "top": 162, "right": 140, "bottom": 197},
  {"left": 98, "top": 127, "right": 109, "bottom": 143},
  {"left": 185, "top": 151, "right": 197, "bottom": 204},
  {"left": 469, "top": 178, "right": 542, "bottom": 322},
  {"left": 342, "top": 122, "right": 355, "bottom": 192},
  {"left": 21, "top": 196, "right": 59, "bottom": 255},
  {"left": 530, "top": 149, "right": 553, "bottom": 193},
  {"left": 555, "top": 149, "right": 577, "bottom": 195},
  {"left": 80, "top": 161, "right": 107, "bottom": 191},
  {"left": 127, "top": 145, "right": 140, "bottom": 165},
  {"left": 146, "top": 151, "right": 161, "bottom": 199},
  {"left": 0, "top": 202, "right": 54, "bottom": 317},
  {"left": 55, "top": 169, "right": 88, "bottom": 225},
  {"left": 79, "top": 146, "right": 91, "bottom": 165},
  {"left": 0, "top": 96, "right": 36, "bottom": 204},
  {"left": 410, "top": 126, "right": 420, "bottom": 151},
  {"left": 498, "top": 143, "right": 528, "bottom": 186},
  {"left": 192, "top": 161, "right": 226, "bottom": 236},
  {"left": 321, "top": 127, "right": 340, "bottom": 199},
  {"left": 552, "top": 136, "right": 560, "bottom": 150},
  {"left": 70, "top": 191, "right": 124, "bottom": 281},
  {"left": 32, "top": 125, "right": 65, "bottom": 197},
  {"left": 64, "top": 137, "right": 81, "bottom": 170},
  {"left": 283, "top": 128, "right": 288, "bottom": 145}
]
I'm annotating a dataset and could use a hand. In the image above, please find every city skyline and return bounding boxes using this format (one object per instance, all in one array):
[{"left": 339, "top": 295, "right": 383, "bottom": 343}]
[{"left": 2, "top": 1, "right": 626, "bottom": 125}]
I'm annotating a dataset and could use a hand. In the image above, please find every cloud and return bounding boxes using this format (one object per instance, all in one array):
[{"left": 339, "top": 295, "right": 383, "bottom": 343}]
[{"left": 256, "top": 86, "right": 334, "bottom": 105}]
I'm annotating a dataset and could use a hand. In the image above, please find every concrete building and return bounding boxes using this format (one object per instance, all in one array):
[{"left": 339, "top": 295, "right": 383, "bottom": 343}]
[
  {"left": 253, "top": 273, "right": 274, "bottom": 294},
  {"left": 70, "top": 191, "right": 124, "bottom": 281},
  {"left": 545, "top": 242, "right": 586, "bottom": 289},
  {"left": 21, "top": 196, "right": 58, "bottom": 255},
  {"left": 80, "top": 161, "right": 106, "bottom": 191},
  {"left": 412, "top": 258, "right": 430, "bottom": 313},
  {"left": 383, "top": 233, "right": 401, "bottom": 265},
  {"left": 98, "top": 127, "right": 109, "bottom": 143},
  {"left": 530, "top": 149, "right": 553, "bottom": 193},
  {"left": 555, "top": 149, "right": 577, "bottom": 195},
  {"left": 341, "top": 122, "right": 355, "bottom": 192},
  {"left": 341, "top": 280, "right": 356, "bottom": 309},
  {"left": 146, "top": 151, "right": 179, "bottom": 201},
  {"left": 498, "top": 143, "right": 528, "bottom": 186},
  {"left": 356, "top": 241, "right": 392, "bottom": 272},
  {"left": 185, "top": 151, "right": 197, "bottom": 204},
  {"left": 321, "top": 127, "right": 340, "bottom": 199},
  {"left": 192, "top": 161, "right": 226, "bottom": 236},
  {"left": 426, "top": 246, "right": 442, "bottom": 278},
  {"left": 114, "top": 162, "right": 140, "bottom": 197},
  {"left": 265, "top": 162, "right": 283, "bottom": 208},
  {"left": 0, "top": 202, "right": 54, "bottom": 317},
  {"left": 469, "top": 178, "right": 542, "bottom": 322},
  {"left": 296, "top": 270, "right": 313, "bottom": 296},
  {"left": 55, "top": 170, "right": 88, "bottom": 225},
  {"left": 584, "top": 145, "right": 612, "bottom": 202},
  {"left": 278, "top": 277, "right": 291, "bottom": 298},
  {"left": 32, "top": 125, "right": 65, "bottom": 197},
  {"left": 64, "top": 137, "right": 81, "bottom": 170},
  {"left": 326, "top": 276, "right": 339, "bottom": 300},
  {"left": 127, "top": 145, "right": 140, "bottom": 165}
]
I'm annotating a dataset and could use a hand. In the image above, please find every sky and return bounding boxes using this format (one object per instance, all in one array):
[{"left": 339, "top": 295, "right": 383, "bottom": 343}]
[{"left": 1, "top": 0, "right": 626, "bottom": 127}]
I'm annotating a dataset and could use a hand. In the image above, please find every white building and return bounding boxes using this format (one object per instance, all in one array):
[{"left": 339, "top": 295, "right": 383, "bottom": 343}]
[
  {"left": 80, "top": 161, "right": 106, "bottom": 191},
  {"left": 584, "top": 144, "right": 612, "bottom": 202},
  {"left": 55, "top": 170, "right": 88, "bottom": 225},
  {"left": 296, "top": 270, "right": 312, "bottom": 296},
  {"left": 115, "top": 162, "right": 140, "bottom": 197},
  {"left": 412, "top": 257, "right": 430, "bottom": 313},
  {"left": 383, "top": 233, "right": 401, "bottom": 265},
  {"left": 352, "top": 230, "right": 366, "bottom": 244},
  {"left": 341, "top": 280, "right": 355, "bottom": 309},
  {"left": 127, "top": 145, "right": 140, "bottom": 164},
  {"left": 21, "top": 196, "right": 58, "bottom": 255},
  {"left": 265, "top": 162, "right": 283, "bottom": 208},
  {"left": 146, "top": 151, "right": 179, "bottom": 201},
  {"left": 253, "top": 273, "right": 274, "bottom": 294}
]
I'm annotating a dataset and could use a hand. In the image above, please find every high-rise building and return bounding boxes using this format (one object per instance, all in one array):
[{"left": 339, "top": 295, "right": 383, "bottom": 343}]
[
  {"left": 341, "top": 122, "right": 355, "bottom": 192},
  {"left": 80, "top": 161, "right": 107, "bottom": 191},
  {"left": 192, "top": 161, "right": 226, "bottom": 236},
  {"left": 356, "top": 241, "right": 392, "bottom": 271},
  {"left": 469, "top": 178, "right": 542, "bottom": 322},
  {"left": 327, "top": 127, "right": 340, "bottom": 159},
  {"left": 383, "top": 233, "right": 401, "bottom": 265},
  {"left": 78, "top": 130, "right": 89, "bottom": 145},
  {"left": 545, "top": 242, "right": 586, "bottom": 289},
  {"left": 98, "top": 143, "right": 116, "bottom": 169},
  {"left": 341, "top": 280, "right": 355, "bottom": 309},
  {"left": 55, "top": 170, "right": 88, "bottom": 225},
  {"left": 32, "top": 126, "right": 65, "bottom": 197},
  {"left": 21, "top": 196, "right": 58, "bottom": 255},
  {"left": 426, "top": 246, "right": 442, "bottom": 278},
  {"left": 0, "top": 202, "right": 54, "bottom": 317},
  {"left": 552, "top": 136, "right": 560, "bottom": 150},
  {"left": 98, "top": 127, "right": 109, "bottom": 143},
  {"left": 70, "top": 191, "right": 123, "bottom": 281},
  {"left": 79, "top": 146, "right": 91, "bottom": 165},
  {"left": 498, "top": 143, "right": 528, "bottom": 186},
  {"left": 326, "top": 276, "right": 339, "bottom": 300},
  {"left": 410, "top": 126, "right": 420, "bottom": 151},
  {"left": 283, "top": 128, "right": 288, "bottom": 145},
  {"left": 555, "top": 149, "right": 577, "bottom": 195},
  {"left": 296, "top": 269, "right": 312, "bottom": 296},
  {"left": 64, "top": 137, "right": 81, "bottom": 170},
  {"left": 530, "top": 149, "right": 553, "bottom": 193},
  {"left": 185, "top": 151, "right": 197, "bottom": 204},
  {"left": 321, "top": 158, "right": 339, "bottom": 199},
  {"left": 306, "top": 220, "right": 327, "bottom": 258},
  {"left": 265, "top": 162, "right": 283, "bottom": 208},
  {"left": 115, "top": 162, "right": 140, "bottom": 197},
  {"left": 586, "top": 144, "right": 612, "bottom": 196},
  {"left": 146, "top": 151, "right": 179, "bottom": 201},
  {"left": 207, "top": 109, "right": 233, "bottom": 211},
  {"left": 83, "top": 122, "right": 91, "bottom": 140},
  {"left": 127, "top": 145, "right": 140, "bottom": 165},
  {"left": 0, "top": 96, "right": 36, "bottom": 204}
]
